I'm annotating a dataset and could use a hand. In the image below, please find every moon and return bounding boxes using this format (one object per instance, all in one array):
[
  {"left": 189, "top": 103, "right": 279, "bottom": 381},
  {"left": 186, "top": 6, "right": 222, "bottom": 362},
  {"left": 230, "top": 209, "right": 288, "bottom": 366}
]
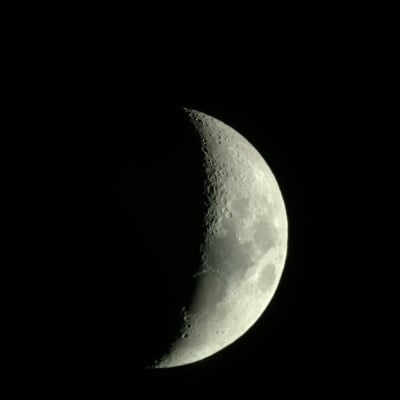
[{"left": 152, "top": 108, "right": 288, "bottom": 368}]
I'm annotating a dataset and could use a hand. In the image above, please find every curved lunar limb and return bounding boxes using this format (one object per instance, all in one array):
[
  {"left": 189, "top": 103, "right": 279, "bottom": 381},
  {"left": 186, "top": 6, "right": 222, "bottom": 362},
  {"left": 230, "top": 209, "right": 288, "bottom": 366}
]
[{"left": 153, "top": 109, "right": 288, "bottom": 368}]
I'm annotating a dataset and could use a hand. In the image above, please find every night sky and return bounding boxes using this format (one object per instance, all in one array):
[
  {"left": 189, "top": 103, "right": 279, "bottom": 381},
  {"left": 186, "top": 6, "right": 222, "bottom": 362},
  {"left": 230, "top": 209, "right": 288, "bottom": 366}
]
[{"left": 48, "top": 2, "right": 352, "bottom": 398}]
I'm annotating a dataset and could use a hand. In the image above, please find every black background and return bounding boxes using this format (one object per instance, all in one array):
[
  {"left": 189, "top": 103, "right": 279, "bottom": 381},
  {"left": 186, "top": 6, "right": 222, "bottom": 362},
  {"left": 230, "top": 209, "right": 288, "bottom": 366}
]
[{"left": 48, "top": 1, "right": 352, "bottom": 398}]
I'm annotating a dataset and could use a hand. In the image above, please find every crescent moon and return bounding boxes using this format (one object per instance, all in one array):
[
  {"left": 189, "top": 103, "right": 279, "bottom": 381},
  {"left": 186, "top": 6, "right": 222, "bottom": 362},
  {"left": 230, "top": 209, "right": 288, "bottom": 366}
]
[{"left": 152, "top": 109, "right": 288, "bottom": 368}]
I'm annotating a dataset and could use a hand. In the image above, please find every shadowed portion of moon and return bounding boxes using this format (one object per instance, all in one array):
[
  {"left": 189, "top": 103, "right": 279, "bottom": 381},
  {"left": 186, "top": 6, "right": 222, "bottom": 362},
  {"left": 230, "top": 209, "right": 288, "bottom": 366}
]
[
  {"left": 111, "top": 107, "right": 210, "bottom": 366},
  {"left": 48, "top": 105, "right": 212, "bottom": 374}
]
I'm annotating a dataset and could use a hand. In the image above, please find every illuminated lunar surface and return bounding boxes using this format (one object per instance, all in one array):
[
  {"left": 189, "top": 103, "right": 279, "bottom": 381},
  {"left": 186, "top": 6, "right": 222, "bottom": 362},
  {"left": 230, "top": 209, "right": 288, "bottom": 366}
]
[{"left": 153, "top": 109, "right": 288, "bottom": 368}]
